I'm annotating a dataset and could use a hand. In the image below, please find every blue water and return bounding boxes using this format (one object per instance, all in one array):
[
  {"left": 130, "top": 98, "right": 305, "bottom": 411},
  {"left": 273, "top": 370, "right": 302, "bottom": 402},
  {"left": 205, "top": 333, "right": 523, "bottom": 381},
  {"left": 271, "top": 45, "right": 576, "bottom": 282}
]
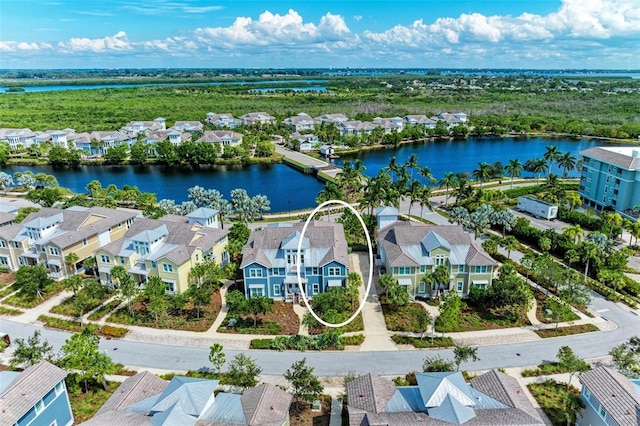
[
  {"left": 2, "top": 137, "right": 614, "bottom": 212},
  {"left": 336, "top": 136, "right": 608, "bottom": 180},
  {"left": 0, "top": 79, "right": 328, "bottom": 93},
  {"left": 2, "top": 163, "right": 324, "bottom": 213}
]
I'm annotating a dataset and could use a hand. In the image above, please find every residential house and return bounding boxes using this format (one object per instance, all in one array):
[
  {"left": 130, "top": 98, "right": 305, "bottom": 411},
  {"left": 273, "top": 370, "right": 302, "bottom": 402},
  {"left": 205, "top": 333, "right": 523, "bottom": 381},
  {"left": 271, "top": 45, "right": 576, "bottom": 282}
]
[
  {"left": 578, "top": 366, "right": 640, "bottom": 426},
  {"left": 283, "top": 113, "right": 316, "bottom": 132},
  {"left": 372, "top": 117, "right": 404, "bottom": 134},
  {"left": 319, "top": 144, "right": 335, "bottom": 157},
  {"left": 0, "top": 361, "right": 73, "bottom": 426},
  {"left": 314, "top": 113, "right": 349, "bottom": 125},
  {"left": 80, "top": 372, "right": 292, "bottom": 426},
  {"left": 0, "top": 206, "right": 137, "bottom": 278},
  {"left": 289, "top": 132, "right": 319, "bottom": 152},
  {"left": 338, "top": 120, "right": 377, "bottom": 137},
  {"left": 438, "top": 112, "right": 468, "bottom": 129},
  {"left": 143, "top": 130, "right": 191, "bottom": 152},
  {"left": 239, "top": 112, "right": 276, "bottom": 126},
  {"left": 346, "top": 370, "right": 545, "bottom": 426},
  {"left": 376, "top": 207, "right": 496, "bottom": 298},
  {"left": 95, "top": 207, "right": 229, "bottom": 294},
  {"left": 205, "top": 112, "right": 241, "bottom": 128},
  {"left": 404, "top": 115, "right": 438, "bottom": 129},
  {"left": 121, "top": 118, "right": 166, "bottom": 136},
  {"left": 0, "top": 203, "right": 18, "bottom": 228},
  {"left": 0, "top": 128, "right": 37, "bottom": 149},
  {"left": 579, "top": 146, "right": 640, "bottom": 219},
  {"left": 240, "top": 221, "right": 349, "bottom": 301},
  {"left": 172, "top": 121, "right": 204, "bottom": 133},
  {"left": 195, "top": 130, "right": 243, "bottom": 154},
  {"left": 68, "top": 131, "right": 136, "bottom": 156}
]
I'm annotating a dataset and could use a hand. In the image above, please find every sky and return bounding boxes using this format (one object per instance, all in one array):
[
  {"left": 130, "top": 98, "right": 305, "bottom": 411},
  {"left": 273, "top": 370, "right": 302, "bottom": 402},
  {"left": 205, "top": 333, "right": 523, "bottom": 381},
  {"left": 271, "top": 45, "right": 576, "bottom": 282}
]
[{"left": 0, "top": 0, "right": 638, "bottom": 70}]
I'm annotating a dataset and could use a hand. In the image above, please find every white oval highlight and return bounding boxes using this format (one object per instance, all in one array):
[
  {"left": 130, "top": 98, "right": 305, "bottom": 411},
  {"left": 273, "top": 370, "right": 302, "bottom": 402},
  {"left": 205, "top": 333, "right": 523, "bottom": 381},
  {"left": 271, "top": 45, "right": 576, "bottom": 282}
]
[{"left": 296, "top": 199, "right": 373, "bottom": 328}]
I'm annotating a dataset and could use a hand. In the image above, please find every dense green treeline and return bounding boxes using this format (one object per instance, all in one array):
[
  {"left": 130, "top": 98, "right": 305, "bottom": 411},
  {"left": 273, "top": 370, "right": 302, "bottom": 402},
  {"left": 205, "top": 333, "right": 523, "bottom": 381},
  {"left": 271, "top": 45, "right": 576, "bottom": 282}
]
[{"left": 0, "top": 75, "right": 638, "bottom": 138}]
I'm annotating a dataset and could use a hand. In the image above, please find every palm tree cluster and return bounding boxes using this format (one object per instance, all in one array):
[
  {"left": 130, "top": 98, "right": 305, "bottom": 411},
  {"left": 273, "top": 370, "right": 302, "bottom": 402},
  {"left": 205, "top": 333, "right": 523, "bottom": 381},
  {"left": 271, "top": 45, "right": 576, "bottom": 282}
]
[{"left": 524, "top": 145, "right": 578, "bottom": 182}]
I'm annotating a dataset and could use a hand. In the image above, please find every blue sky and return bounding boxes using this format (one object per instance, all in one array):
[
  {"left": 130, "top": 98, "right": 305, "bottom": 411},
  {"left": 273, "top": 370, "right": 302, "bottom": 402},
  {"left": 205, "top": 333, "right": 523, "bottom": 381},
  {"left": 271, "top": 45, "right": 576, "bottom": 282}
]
[{"left": 0, "top": 0, "right": 638, "bottom": 69}]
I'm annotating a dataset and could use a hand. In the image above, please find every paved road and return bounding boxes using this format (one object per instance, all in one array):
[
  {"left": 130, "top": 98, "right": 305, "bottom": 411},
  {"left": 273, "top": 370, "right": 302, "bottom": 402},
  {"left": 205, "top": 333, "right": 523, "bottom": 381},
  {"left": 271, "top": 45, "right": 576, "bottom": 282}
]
[{"left": 2, "top": 291, "right": 637, "bottom": 376}]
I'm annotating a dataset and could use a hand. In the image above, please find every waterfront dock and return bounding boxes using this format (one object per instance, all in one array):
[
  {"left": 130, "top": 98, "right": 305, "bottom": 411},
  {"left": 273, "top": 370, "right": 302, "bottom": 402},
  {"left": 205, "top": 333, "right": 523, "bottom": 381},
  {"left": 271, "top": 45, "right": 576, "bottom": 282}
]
[{"left": 274, "top": 144, "right": 341, "bottom": 182}]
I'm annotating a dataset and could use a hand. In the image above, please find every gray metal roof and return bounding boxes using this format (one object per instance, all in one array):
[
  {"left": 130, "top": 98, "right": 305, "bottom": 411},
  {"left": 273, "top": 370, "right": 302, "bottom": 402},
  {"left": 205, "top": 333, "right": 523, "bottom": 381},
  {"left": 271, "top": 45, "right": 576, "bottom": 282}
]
[
  {"left": 241, "top": 383, "right": 292, "bottom": 425},
  {"left": 580, "top": 366, "right": 640, "bottom": 426},
  {"left": 581, "top": 146, "right": 640, "bottom": 170},
  {"left": 96, "top": 370, "right": 167, "bottom": 415}
]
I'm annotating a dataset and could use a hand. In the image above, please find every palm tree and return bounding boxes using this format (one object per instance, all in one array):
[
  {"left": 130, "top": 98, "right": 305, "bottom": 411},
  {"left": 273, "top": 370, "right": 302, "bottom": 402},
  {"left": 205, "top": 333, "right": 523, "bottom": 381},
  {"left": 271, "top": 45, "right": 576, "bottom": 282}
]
[
  {"left": 562, "top": 224, "right": 585, "bottom": 245},
  {"left": 501, "top": 235, "right": 518, "bottom": 260},
  {"left": 64, "top": 252, "right": 79, "bottom": 277},
  {"left": 404, "top": 154, "right": 420, "bottom": 179},
  {"left": 557, "top": 152, "right": 576, "bottom": 178},
  {"left": 439, "top": 172, "right": 457, "bottom": 206},
  {"left": 524, "top": 158, "right": 548, "bottom": 183},
  {"left": 505, "top": 159, "right": 523, "bottom": 189},
  {"left": 405, "top": 179, "right": 423, "bottom": 218},
  {"left": 384, "top": 157, "right": 400, "bottom": 183},
  {"left": 472, "top": 162, "right": 492, "bottom": 188},
  {"left": 418, "top": 164, "right": 435, "bottom": 184},
  {"left": 543, "top": 145, "right": 560, "bottom": 176}
]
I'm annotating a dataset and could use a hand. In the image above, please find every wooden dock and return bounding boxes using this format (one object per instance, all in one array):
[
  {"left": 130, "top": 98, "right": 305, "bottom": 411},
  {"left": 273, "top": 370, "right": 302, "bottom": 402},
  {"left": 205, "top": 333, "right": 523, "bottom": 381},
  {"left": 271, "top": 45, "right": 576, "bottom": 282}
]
[{"left": 275, "top": 145, "right": 341, "bottom": 182}]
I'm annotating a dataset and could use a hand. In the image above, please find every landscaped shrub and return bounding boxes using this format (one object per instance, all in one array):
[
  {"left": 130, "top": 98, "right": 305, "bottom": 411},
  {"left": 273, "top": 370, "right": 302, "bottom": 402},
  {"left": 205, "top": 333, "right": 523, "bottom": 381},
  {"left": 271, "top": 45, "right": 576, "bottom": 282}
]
[
  {"left": 249, "top": 339, "right": 272, "bottom": 350},
  {"left": 340, "top": 334, "right": 364, "bottom": 346},
  {"left": 99, "top": 324, "right": 128, "bottom": 338},
  {"left": 557, "top": 206, "right": 602, "bottom": 231}
]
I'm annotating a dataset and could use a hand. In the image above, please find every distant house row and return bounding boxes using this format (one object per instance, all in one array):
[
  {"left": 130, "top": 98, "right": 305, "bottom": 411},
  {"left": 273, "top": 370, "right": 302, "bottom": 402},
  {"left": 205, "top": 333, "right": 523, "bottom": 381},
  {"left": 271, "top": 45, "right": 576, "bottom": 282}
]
[{"left": 0, "top": 111, "right": 467, "bottom": 156}]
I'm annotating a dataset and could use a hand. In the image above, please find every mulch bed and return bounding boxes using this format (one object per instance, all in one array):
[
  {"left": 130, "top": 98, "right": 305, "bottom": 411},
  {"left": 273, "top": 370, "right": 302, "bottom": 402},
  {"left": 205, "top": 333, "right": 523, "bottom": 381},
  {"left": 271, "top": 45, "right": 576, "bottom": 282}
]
[
  {"left": 220, "top": 301, "right": 300, "bottom": 335},
  {"left": 289, "top": 396, "right": 332, "bottom": 426},
  {"left": 535, "top": 323, "right": 599, "bottom": 338},
  {"left": 0, "top": 272, "right": 15, "bottom": 286}
]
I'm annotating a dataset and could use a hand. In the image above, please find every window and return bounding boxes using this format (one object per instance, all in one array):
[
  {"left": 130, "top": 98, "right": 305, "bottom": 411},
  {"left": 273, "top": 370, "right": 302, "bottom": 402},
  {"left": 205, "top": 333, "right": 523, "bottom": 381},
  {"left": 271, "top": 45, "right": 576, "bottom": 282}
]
[
  {"left": 457, "top": 281, "right": 463, "bottom": 291},
  {"left": 195, "top": 254, "right": 199, "bottom": 261},
  {"left": 397, "top": 266, "right": 411, "bottom": 275},
  {"left": 35, "top": 399, "right": 44, "bottom": 414},
  {"left": 474, "top": 266, "right": 488, "bottom": 274},
  {"left": 100, "top": 255, "right": 110, "bottom": 264},
  {"left": 606, "top": 176, "right": 610, "bottom": 183},
  {"left": 249, "top": 268, "right": 264, "bottom": 278},
  {"left": 162, "top": 263, "right": 174, "bottom": 273},
  {"left": 312, "top": 267, "right": 319, "bottom": 275},
  {"left": 55, "top": 381, "right": 63, "bottom": 395},
  {"left": 273, "top": 285, "right": 281, "bottom": 296},
  {"left": 0, "top": 240, "right": 5, "bottom": 248},
  {"left": 458, "top": 265, "right": 465, "bottom": 272},
  {"left": 250, "top": 287, "right": 264, "bottom": 297},
  {"left": 434, "top": 255, "right": 446, "bottom": 266},
  {"left": 271, "top": 268, "right": 282, "bottom": 276},
  {"left": 120, "top": 256, "right": 126, "bottom": 264},
  {"left": 419, "top": 281, "right": 426, "bottom": 293},
  {"left": 604, "top": 186, "right": 608, "bottom": 193},
  {"left": 420, "top": 265, "right": 426, "bottom": 273},
  {"left": 14, "top": 241, "right": 22, "bottom": 249},
  {"left": 165, "top": 282, "right": 175, "bottom": 293},
  {"left": 43, "top": 388, "right": 56, "bottom": 405},
  {"left": 599, "top": 404, "right": 606, "bottom": 418},
  {"left": 583, "top": 388, "right": 590, "bottom": 398},
  {"left": 82, "top": 238, "right": 88, "bottom": 246},
  {"left": 0, "top": 257, "right": 7, "bottom": 266},
  {"left": 313, "top": 283, "right": 320, "bottom": 294},
  {"left": 151, "top": 261, "right": 157, "bottom": 269},
  {"left": 328, "top": 267, "right": 341, "bottom": 276}
]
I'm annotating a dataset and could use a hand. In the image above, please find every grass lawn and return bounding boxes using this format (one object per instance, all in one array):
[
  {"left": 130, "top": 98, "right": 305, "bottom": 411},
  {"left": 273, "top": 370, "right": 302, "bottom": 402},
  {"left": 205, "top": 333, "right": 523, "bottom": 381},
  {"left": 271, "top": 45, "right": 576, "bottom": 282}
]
[
  {"left": 108, "top": 290, "right": 222, "bottom": 332},
  {"left": 49, "top": 287, "right": 112, "bottom": 317},
  {"left": 220, "top": 301, "right": 300, "bottom": 335},
  {"left": 87, "top": 299, "right": 120, "bottom": 321},
  {"left": 436, "top": 304, "right": 528, "bottom": 333},
  {"left": 307, "top": 312, "right": 364, "bottom": 335},
  {"left": 68, "top": 382, "right": 116, "bottom": 424},
  {"left": 381, "top": 302, "right": 431, "bottom": 332},
  {"left": 528, "top": 380, "right": 583, "bottom": 426},
  {"left": 289, "top": 395, "right": 331, "bottom": 426},
  {"left": 3, "top": 281, "right": 65, "bottom": 308},
  {"left": 535, "top": 323, "right": 599, "bottom": 338},
  {"left": 535, "top": 291, "right": 580, "bottom": 323},
  {"left": 0, "top": 305, "right": 23, "bottom": 316}
]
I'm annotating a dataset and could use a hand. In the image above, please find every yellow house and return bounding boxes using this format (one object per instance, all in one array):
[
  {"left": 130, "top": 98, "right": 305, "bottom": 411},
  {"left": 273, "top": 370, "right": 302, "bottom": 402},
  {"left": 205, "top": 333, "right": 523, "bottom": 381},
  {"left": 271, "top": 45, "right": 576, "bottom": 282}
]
[
  {"left": 0, "top": 206, "right": 137, "bottom": 279},
  {"left": 95, "top": 207, "right": 229, "bottom": 294}
]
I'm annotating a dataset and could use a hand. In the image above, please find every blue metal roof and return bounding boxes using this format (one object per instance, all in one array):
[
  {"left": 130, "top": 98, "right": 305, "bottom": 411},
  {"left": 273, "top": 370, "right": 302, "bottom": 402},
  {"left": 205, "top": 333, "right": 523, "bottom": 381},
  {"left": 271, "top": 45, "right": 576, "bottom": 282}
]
[
  {"left": 201, "top": 392, "right": 246, "bottom": 424},
  {"left": 428, "top": 394, "right": 476, "bottom": 424},
  {"left": 383, "top": 387, "right": 427, "bottom": 413}
]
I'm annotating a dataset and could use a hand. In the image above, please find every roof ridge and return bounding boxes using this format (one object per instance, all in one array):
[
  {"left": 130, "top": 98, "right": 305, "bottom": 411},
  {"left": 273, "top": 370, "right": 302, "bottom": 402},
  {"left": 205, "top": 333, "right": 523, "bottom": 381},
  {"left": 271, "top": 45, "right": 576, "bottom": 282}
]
[{"left": 247, "top": 383, "right": 268, "bottom": 425}]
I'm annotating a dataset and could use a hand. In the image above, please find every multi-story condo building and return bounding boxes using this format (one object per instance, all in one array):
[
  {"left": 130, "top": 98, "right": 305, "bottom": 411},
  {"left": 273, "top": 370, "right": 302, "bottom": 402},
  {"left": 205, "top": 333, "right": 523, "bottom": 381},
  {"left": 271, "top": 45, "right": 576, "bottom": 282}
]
[
  {"left": 579, "top": 146, "right": 640, "bottom": 219},
  {"left": 376, "top": 207, "right": 495, "bottom": 298},
  {"left": 240, "top": 221, "right": 349, "bottom": 301},
  {"left": 95, "top": 207, "right": 228, "bottom": 294},
  {"left": 0, "top": 206, "right": 137, "bottom": 279}
]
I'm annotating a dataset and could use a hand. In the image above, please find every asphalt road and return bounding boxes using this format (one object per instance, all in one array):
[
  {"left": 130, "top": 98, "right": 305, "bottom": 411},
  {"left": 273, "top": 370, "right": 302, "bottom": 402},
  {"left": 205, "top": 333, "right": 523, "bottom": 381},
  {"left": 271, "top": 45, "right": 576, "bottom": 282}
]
[{"left": 2, "top": 290, "right": 637, "bottom": 376}]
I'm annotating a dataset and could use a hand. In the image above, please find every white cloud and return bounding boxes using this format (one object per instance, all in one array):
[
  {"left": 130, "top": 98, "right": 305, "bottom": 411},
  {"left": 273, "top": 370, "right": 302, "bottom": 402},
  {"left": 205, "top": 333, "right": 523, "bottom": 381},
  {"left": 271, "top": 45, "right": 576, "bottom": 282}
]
[
  {"left": 0, "top": 41, "right": 53, "bottom": 52},
  {"left": 59, "top": 31, "right": 131, "bottom": 52},
  {"left": 353, "top": 15, "right": 362, "bottom": 22}
]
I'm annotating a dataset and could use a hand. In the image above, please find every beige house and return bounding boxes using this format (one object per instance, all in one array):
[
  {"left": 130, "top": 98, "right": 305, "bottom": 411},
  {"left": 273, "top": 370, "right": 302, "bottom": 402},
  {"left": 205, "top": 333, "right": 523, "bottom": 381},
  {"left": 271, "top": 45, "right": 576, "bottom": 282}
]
[
  {"left": 95, "top": 207, "right": 228, "bottom": 294},
  {"left": 0, "top": 206, "right": 137, "bottom": 279}
]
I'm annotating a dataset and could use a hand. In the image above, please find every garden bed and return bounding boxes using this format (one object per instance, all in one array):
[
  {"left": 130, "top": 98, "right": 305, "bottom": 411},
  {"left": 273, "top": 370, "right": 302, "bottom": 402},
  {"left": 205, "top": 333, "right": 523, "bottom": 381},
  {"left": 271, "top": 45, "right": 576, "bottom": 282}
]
[
  {"left": 68, "top": 381, "right": 116, "bottom": 424},
  {"left": 49, "top": 286, "right": 112, "bottom": 317},
  {"left": 219, "top": 301, "right": 299, "bottom": 335},
  {"left": 87, "top": 299, "right": 121, "bottom": 321},
  {"left": 290, "top": 395, "right": 331, "bottom": 426},
  {"left": 534, "top": 291, "right": 580, "bottom": 323},
  {"left": 108, "top": 290, "right": 222, "bottom": 332},
  {"left": 0, "top": 305, "right": 22, "bottom": 316},
  {"left": 0, "top": 285, "right": 16, "bottom": 299},
  {"left": 0, "top": 271, "right": 15, "bottom": 286},
  {"left": 436, "top": 304, "right": 528, "bottom": 333},
  {"left": 381, "top": 302, "right": 431, "bottom": 332},
  {"left": 38, "top": 315, "right": 129, "bottom": 338},
  {"left": 528, "top": 380, "right": 582, "bottom": 426},
  {"left": 535, "top": 323, "right": 599, "bottom": 338},
  {"left": 391, "top": 334, "right": 455, "bottom": 348},
  {"left": 3, "top": 281, "right": 65, "bottom": 308}
]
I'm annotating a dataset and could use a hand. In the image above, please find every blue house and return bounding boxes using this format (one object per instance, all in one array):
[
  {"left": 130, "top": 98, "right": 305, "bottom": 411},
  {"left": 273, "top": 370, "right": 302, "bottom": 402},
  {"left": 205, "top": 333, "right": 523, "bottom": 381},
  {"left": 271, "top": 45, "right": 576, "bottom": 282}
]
[
  {"left": 0, "top": 361, "right": 73, "bottom": 426},
  {"left": 578, "top": 366, "right": 640, "bottom": 426},
  {"left": 240, "top": 221, "right": 349, "bottom": 302}
]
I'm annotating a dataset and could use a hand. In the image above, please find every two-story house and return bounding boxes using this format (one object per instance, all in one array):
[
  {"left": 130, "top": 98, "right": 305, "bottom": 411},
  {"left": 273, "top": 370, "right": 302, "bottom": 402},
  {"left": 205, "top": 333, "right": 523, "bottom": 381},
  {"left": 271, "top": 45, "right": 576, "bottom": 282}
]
[
  {"left": 376, "top": 207, "right": 495, "bottom": 298},
  {"left": 283, "top": 113, "right": 316, "bottom": 132},
  {"left": 578, "top": 366, "right": 640, "bottom": 426},
  {"left": 205, "top": 112, "right": 241, "bottom": 128},
  {"left": 0, "top": 206, "right": 137, "bottom": 279},
  {"left": 240, "top": 221, "right": 349, "bottom": 301},
  {"left": 195, "top": 130, "right": 243, "bottom": 154},
  {"left": 0, "top": 361, "right": 73, "bottom": 426},
  {"left": 239, "top": 112, "right": 276, "bottom": 126},
  {"left": 95, "top": 207, "right": 228, "bottom": 294}
]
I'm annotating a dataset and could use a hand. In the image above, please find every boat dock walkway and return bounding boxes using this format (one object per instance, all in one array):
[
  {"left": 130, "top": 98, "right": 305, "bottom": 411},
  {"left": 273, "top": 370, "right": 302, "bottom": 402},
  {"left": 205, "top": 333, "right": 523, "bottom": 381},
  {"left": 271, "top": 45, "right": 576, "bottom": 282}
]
[{"left": 274, "top": 144, "right": 341, "bottom": 182}]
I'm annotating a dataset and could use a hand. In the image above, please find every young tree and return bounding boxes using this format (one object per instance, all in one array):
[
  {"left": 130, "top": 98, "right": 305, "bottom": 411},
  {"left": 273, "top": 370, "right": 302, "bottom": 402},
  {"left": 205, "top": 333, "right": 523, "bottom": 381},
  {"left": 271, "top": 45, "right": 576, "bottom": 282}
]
[
  {"left": 209, "top": 343, "right": 226, "bottom": 375},
  {"left": 64, "top": 252, "right": 79, "bottom": 277},
  {"left": 15, "top": 264, "right": 53, "bottom": 299},
  {"left": 145, "top": 276, "right": 168, "bottom": 323},
  {"left": 111, "top": 266, "right": 140, "bottom": 317},
  {"left": 61, "top": 328, "right": 114, "bottom": 393},
  {"left": 387, "top": 283, "right": 410, "bottom": 310},
  {"left": 378, "top": 273, "right": 395, "bottom": 297},
  {"left": 243, "top": 295, "right": 274, "bottom": 327},
  {"left": 284, "top": 358, "right": 324, "bottom": 411},
  {"left": 453, "top": 346, "right": 480, "bottom": 371},
  {"left": 10, "top": 330, "right": 54, "bottom": 368},
  {"left": 63, "top": 274, "right": 83, "bottom": 296},
  {"left": 423, "top": 355, "right": 455, "bottom": 372},
  {"left": 556, "top": 346, "right": 590, "bottom": 389},
  {"left": 346, "top": 272, "right": 362, "bottom": 310},
  {"left": 437, "top": 291, "right": 465, "bottom": 333},
  {"left": 609, "top": 336, "right": 640, "bottom": 378},
  {"left": 187, "top": 283, "right": 212, "bottom": 320},
  {"left": 225, "top": 353, "right": 262, "bottom": 390}
]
